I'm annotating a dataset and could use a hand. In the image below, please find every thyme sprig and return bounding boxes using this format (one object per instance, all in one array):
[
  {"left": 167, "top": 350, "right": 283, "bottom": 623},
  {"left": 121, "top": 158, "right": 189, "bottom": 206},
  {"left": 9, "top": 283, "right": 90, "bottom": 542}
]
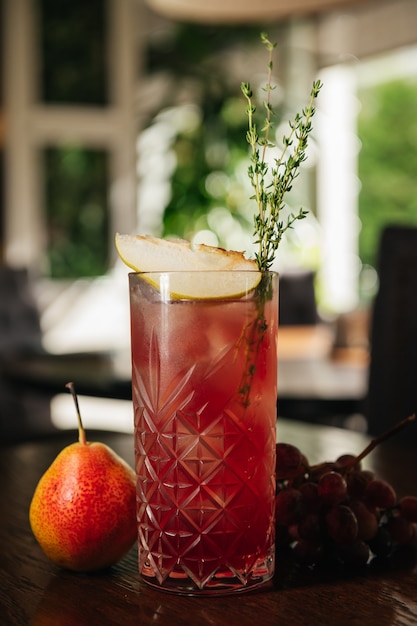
[
  {"left": 236, "top": 34, "right": 322, "bottom": 407},
  {"left": 241, "top": 33, "right": 322, "bottom": 271}
]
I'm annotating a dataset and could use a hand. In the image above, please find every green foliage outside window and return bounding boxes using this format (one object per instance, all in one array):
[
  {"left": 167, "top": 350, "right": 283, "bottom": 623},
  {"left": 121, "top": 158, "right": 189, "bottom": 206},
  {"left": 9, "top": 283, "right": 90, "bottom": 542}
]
[
  {"left": 358, "top": 78, "right": 417, "bottom": 268},
  {"left": 44, "top": 147, "right": 109, "bottom": 279},
  {"left": 40, "top": 0, "right": 108, "bottom": 105}
]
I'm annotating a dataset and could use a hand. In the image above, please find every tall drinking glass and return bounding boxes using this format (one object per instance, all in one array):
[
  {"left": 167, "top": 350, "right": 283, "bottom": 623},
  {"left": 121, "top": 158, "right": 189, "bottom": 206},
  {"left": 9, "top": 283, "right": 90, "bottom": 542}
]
[{"left": 129, "top": 271, "right": 278, "bottom": 595}]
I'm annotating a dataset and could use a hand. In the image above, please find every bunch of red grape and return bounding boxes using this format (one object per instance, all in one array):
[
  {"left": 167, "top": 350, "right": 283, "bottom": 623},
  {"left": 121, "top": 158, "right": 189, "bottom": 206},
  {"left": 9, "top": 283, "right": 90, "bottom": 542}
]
[{"left": 275, "top": 441, "right": 417, "bottom": 569}]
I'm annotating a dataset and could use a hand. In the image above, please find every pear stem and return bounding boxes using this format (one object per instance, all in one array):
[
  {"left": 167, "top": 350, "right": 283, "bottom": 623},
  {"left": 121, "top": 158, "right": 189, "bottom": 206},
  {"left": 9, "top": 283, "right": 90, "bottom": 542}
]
[{"left": 65, "top": 382, "right": 87, "bottom": 445}]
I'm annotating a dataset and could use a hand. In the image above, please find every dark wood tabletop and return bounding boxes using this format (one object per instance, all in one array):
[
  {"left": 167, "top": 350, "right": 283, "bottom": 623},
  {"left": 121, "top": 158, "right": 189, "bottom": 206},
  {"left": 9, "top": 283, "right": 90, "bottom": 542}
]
[{"left": 1, "top": 417, "right": 417, "bottom": 626}]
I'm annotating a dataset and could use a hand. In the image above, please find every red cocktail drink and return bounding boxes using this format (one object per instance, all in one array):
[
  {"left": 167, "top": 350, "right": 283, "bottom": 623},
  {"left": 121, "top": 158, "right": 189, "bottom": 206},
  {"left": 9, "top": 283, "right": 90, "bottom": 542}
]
[{"left": 129, "top": 271, "right": 278, "bottom": 594}]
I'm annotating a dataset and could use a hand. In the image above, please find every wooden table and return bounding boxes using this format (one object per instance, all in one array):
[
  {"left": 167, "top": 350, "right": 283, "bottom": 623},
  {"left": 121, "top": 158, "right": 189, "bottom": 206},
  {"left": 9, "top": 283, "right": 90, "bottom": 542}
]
[
  {"left": 277, "top": 325, "right": 368, "bottom": 423},
  {"left": 1, "top": 417, "right": 417, "bottom": 626}
]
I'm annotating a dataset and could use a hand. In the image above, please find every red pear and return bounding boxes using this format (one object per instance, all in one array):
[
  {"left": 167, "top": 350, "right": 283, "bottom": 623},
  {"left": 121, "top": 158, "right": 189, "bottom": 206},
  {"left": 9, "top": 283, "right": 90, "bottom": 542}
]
[{"left": 29, "top": 383, "right": 137, "bottom": 572}]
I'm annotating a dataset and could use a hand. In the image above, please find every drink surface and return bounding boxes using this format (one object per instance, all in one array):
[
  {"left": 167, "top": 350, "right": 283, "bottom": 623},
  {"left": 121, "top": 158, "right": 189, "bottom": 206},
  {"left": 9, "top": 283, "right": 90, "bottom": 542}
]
[{"left": 129, "top": 272, "right": 278, "bottom": 593}]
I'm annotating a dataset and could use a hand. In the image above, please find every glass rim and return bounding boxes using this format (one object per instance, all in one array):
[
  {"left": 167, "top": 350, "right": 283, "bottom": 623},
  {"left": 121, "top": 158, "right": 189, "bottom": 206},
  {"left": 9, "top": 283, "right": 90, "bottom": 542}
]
[{"left": 128, "top": 269, "right": 278, "bottom": 276}]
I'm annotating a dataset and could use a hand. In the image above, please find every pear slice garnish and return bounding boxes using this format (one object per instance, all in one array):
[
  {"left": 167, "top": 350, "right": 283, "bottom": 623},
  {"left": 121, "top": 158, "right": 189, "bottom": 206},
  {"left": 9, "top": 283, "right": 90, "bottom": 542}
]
[{"left": 115, "top": 233, "right": 261, "bottom": 299}]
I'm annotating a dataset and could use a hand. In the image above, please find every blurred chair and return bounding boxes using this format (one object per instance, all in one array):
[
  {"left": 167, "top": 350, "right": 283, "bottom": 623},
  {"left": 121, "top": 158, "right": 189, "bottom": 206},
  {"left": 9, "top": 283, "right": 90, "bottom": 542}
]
[
  {"left": 0, "top": 266, "right": 43, "bottom": 355},
  {"left": 279, "top": 270, "right": 319, "bottom": 326},
  {"left": 366, "top": 225, "right": 417, "bottom": 443},
  {"left": 0, "top": 266, "right": 55, "bottom": 444}
]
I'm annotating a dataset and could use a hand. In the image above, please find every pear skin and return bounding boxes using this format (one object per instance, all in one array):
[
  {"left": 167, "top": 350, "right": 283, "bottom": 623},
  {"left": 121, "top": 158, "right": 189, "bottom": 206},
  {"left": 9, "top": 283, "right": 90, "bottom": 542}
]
[{"left": 29, "top": 384, "right": 137, "bottom": 572}]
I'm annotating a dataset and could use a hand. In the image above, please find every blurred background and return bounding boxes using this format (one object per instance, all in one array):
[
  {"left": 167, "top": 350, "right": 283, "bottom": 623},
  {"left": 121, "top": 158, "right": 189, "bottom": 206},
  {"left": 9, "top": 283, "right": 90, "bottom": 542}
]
[{"left": 1, "top": 0, "right": 417, "bottom": 441}]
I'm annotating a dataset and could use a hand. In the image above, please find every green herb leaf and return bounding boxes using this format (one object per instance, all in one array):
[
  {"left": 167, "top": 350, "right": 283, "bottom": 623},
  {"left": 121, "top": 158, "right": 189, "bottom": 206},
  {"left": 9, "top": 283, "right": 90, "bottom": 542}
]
[{"left": 241, "top": 34, "right": 322, "bottom": 271}]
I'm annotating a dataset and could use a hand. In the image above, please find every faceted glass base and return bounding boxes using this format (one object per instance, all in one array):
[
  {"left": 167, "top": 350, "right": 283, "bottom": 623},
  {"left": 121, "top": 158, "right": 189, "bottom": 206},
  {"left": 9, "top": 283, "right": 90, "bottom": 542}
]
[{"left": 139, "top": 550, "right": 275, "bottom": 596}]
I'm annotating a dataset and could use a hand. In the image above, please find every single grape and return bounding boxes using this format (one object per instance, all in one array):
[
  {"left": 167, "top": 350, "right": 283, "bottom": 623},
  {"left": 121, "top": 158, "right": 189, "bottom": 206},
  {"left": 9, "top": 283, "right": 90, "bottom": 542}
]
[
  {"left": 311, "top": 463, "right": 335, "bottom": 481},
  {"left": 275, "top": 523, "right": 292, "bottom": 548},
  {"left": 368, "top": 525, "right": 392, "bottom": 558},
  {"left": 276, "top": 443, "right": 305, "bottom": 480},
  {"left": 293, "top": 539, "right": 323, "bottom": 566},
  {"left": 298, "top": 481, "right": 321, "bottom": 514},
  {"left": 275, "top": 487, "right": 303, "bottom": 526},
  {"left": 315, "top": 545, "right": 343, "bottom": 571},
  {"left": 365, "top": 479, "right": 397, "bottom": 509},
  {"left": 399, "top": 496, "right": 417, "bottom": 523},
  {"left": 336, "top": 454, "right": 362, "bottom": 472},
  {"left": 325, "top": 504, "right": 358, "bottom": 544},
  {"left": 297, "top": 513, "right": 322, "bottom": 542},
  {"left": 350, "top": 499, "right": 379, "bottom": 542},
  {"left": 288, "top": 523, "right": 300, "bottom": 541},
  {"left": 346, "top": 469, "right": 375, "bottom": 500},
  {"left": 318, "top": 471, "right": 348, "bottom": 507},
  {"left": 337, "top": 539, "right": 370, "bottom": 568},
  {"left": 388, "top": 514, "right": 417, "bottom": 546}
]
